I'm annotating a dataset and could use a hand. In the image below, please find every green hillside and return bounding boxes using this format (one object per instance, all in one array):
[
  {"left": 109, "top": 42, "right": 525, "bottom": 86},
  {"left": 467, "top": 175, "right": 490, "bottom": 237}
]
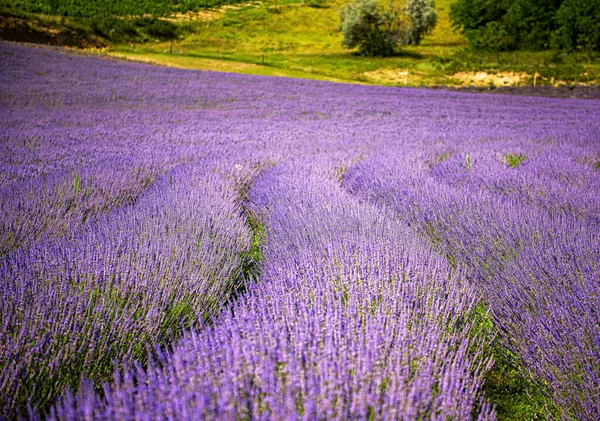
[
  {"left": 105, "top": 0, "right": 600, "bottom": 87},
  {"left": 0, "top": 0, "right": 246, "bottom": 17}
]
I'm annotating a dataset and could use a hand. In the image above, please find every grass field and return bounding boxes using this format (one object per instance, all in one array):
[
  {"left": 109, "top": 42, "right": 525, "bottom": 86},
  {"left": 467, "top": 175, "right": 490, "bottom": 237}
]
[{"left": 101, "top": 0, "right": 599, "bottom": 86}]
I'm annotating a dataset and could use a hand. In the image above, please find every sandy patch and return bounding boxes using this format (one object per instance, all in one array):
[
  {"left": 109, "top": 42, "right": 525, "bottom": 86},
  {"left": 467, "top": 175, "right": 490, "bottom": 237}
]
[
  {"left": 163, "top": 10, "right": 223, "bottom": 22},
  {"left": 449, "top": 71, "right": 598, "bottom": 87},
  {"left": 163, "top": 2, "right": 261, "bottom": 22},
  {"left": 362, "top": 68, "right": 413, "bottom": 84},
  {"left": 449, "top": 71, "right": 530, "bottom": 87}
]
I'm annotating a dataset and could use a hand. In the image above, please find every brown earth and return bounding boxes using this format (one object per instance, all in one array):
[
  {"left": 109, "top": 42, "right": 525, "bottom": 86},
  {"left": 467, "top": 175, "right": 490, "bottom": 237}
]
[
  {"left": 449, "top": 71, "right": 531, "bottom": 87},
  {"left": 361, "top": 68, "right": 600, "bottom": 99}
]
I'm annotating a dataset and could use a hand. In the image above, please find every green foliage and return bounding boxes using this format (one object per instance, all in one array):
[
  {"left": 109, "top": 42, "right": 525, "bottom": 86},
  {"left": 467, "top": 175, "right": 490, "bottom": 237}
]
[
  {"left": 504, "top": 0, "right": 562, "bottom": 50},
  {"left": 338, "top": 0, "right": 438, "bottom": 53},
  {"left": 338, "top": 0, "right": 406, "bottom": 57},
  {"left": 405, "top": 0, "right": 437, "bottom": 45},
  {"left": 306, "top": 0, "right": 329, "bottom": 8},
  {"left": 72, "top": 171, "right": 81, "bottom": 194},
  {"left": 147, "top": 19, "right": 178, "bottom": 39},
  {"left": 450, "top": 0, "right": 513, "bottom": 50},
  {"left": 482, "top": 21, "right": 513, "bottom": 55},
  {"left": 484, "top": 348, "right": 550, "bottom": 420},
  {"left": 450, "top": 0, "right": 600, "bottom": 52},
  {"left": 505, "top": 154, "right": 526, "bottom": 168},
  {"left": 0, "top": 0, "right": 248, "bottom": 17},
  {"left": 450, "top": 0, "right": 509, "bottom": 36},
  {"left": 89, "top": 16, "right": 180, "bottom": 42},
  {"left": 551, "top": 0, "right": 600, "bottom": 53}
]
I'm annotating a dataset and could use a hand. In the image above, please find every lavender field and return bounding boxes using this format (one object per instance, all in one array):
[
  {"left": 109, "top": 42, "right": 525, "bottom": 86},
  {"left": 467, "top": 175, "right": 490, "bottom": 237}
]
[{"left": 1, "top": 42, "right": 599, "bottom": 420}]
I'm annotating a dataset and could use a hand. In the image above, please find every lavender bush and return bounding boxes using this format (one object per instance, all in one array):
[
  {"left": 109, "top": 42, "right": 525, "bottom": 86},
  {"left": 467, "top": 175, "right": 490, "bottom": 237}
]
[
  {"left": 49, "top": 158, "right": 494, "bottom": 420},
  {"left": 344, "top": 140, "right": 600, "bottom": 419},
  {"left": 1, "top": 163, "right": 252, "bottom": 417},
  {"left": 1, "top": 42, "right": 599, "bottom": 419}
]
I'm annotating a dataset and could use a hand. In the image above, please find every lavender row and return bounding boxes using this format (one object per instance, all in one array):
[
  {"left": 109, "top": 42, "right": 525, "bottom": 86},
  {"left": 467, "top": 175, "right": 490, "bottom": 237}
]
[
  {"left": 343, "top": 139, "right": 600, "bottom": 419},
  {"left": 49, "top": 158, "right": 495, "bottom": 420},
  {"left": 3, "top": 42, "right": 600, "bottom": 419},
  {"left": 0, "top": 158, "right": 164, "bottom": 256},
  {"left": 0, "top": 162, "right": 252, "bottom": 419}
]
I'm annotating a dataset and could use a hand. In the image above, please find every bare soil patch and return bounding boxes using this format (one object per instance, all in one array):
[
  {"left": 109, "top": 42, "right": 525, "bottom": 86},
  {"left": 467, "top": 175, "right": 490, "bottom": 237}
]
[
  {"left": 449, "top": 71, "right": 530, "bottom": 87},
  {"left": 362, "top": 68, "right": 414, "bottom": 84},
  {"left": 163, "top": 10, "right": 223, "bottom": 23}
]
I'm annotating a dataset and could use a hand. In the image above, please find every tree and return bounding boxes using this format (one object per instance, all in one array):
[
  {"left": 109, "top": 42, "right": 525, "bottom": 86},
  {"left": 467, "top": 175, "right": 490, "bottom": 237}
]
[
  {"left": 405, "top": 0, "right": 437, "bottom": 45},
  {"left": 450, "top": 0, "right": 509, "bottom": 35},
  {"left": 450, "top": 0, "right": 513, "bottom": 49},
  {"left": 450, "top": 0, "right": 599, "bottom": 52},
  {"left": 339, "top": 0, "right": 406, "bottom": 57},
  {"left": 551, "top": 0, "right": 600, "bottom": 52},
  {"left": 482, "top": 21, "right": 512, "bottom": 62},
  {"left": 504, "top": 0, "right": 563, "bottom": 50}
]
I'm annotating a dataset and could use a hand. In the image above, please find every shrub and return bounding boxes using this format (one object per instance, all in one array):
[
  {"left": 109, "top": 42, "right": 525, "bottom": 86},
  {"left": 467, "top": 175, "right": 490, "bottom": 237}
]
[
  {"left": 450, "top": 0, "right": 508, "bottom": 38},
  {"left": 405, "top": 0, "right": 437, "bottom": 45},
  {"left": 338, "top": 0, "right": 406, "bottom": 57},
  {"left": 146, "top": 19, "right": 178, "bottom": 39}
]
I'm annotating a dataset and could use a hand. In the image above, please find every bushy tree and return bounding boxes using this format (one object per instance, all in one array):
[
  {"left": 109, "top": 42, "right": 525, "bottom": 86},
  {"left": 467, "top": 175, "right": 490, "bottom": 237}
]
[
  {"left": 482, "top": 21, "right": 512, "bottom": 62},
  {"left": 450, "top": 0, "right": 513, "bottom": 49},
  {"left": 551, "top": 0, "right": 600, "bottom": 52},
  {"left": 405, "top": 0, "right": 437, "bottom": 45},
  {"left": 339, "top": 0, "right": 406, "bottom": 57},
  {"left": 449, "top": 0, "right": 509, "bottom": 35},
  {"left": 450, "top": 0, "right": 600, "bottom": 52},
  {"left": 504, "top": 0, "right": 562, "bottom": 50}
]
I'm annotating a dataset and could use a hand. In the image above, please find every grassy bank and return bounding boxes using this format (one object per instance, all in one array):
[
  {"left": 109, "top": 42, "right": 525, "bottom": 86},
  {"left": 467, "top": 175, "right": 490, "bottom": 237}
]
[{"left": 101, "top": 0, "right": 599, "bottom": 86}]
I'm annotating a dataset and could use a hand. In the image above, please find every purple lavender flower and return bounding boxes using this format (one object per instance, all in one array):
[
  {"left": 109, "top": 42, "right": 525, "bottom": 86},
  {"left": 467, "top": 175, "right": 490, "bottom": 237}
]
[{"left": 1, "top": 41, "right": 599, "bottom": 420}]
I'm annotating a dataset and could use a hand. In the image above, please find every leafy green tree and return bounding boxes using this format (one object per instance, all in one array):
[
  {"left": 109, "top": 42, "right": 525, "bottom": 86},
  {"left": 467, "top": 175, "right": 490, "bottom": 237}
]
[
  {"left": 552, "top": 0, "right": 600, "bottom": 52},
  {"left": 450, "top": 0, "right": 560, "bottom": 50},
  {"left": 504, "top": 0, "right": 562, "bottom": 49},
  {"left": 482, "top": 21, "right": 512, "bottom": 62},
  {"left": 450, "top": 0, "right": 509, "bottom": 36},
  {"left": 451, "top": 0, "right": 599, "bottom": 51},
  {"left": 338, "top": 0, "right": 406, "bottom": 57},
  {"left": 404, "top": 0, "right": 437, "bottom": 45},
  {"left": 450, "top": 0, "right": 513, "bottom": 49}
]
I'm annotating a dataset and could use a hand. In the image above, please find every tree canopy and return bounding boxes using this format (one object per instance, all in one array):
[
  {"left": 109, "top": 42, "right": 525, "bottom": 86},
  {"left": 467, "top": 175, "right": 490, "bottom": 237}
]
[
  {"left": 339, "top": 0, "right": 437, "bottom": 57},
  {"left": 450, "top": 0, "right": 600, "bottom": 52}
]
